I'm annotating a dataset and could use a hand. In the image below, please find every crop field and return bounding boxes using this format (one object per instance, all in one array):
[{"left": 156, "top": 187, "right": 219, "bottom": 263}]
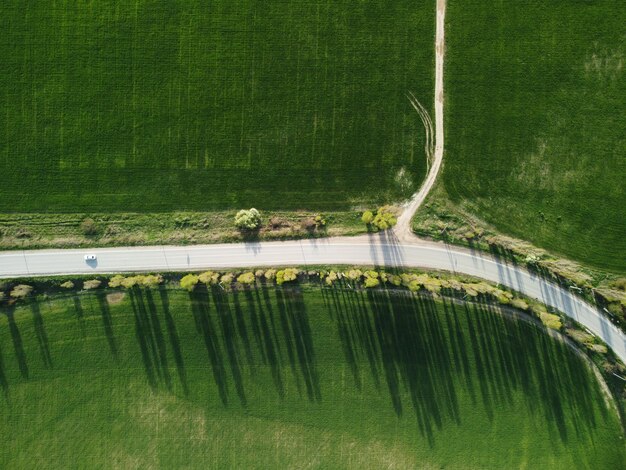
[
  {"left": 443, "top": 0, "right": 625, "bottom": 271},
  {"left": 0, "top": 1, "right": 433, "bottom": 212},
  {"left": 1, "top": 286, "right": 623, "bottom": 468}
]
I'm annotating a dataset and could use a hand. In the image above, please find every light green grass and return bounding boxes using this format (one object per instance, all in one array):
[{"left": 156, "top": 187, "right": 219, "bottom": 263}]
[
  {"left": 1, "top": 286, "right": 623, "bottom": 468},
  {"left": 443, "top": 0, "right": 625, "bottom": 271},
  {"left": 0, "top": 1, "right": 433, "bottom": 212}
]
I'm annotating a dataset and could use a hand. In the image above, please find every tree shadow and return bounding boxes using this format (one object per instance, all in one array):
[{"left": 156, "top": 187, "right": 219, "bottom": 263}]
[
  {"left": 0, "top": 339, "right": 8, "bottom": 399},
  {"left": 206, "top": 285, "right": 247, "bottom": 407},
  {"left": 323, "top": 285, "right": 607, "bottom": 447},
  {"left": 4, "top": 306, "right": 29, "bottom": 379},
  {"left": 30, "top": 302, "right": 52, "bottom": 369},
  {"left": 159, "top": 286, "right": 189, "bottom": 396},
  {"left": 189, "top": 287, "right": 229, "bottom": 406},
  {"left": 275, "top": 286, "right": 321, "bottom": 402},
  {"left": 95, "top": 291, "right": 118, "bottom": 358},
  {"left": 73, "top": 296, "right": 86, "bottom": 337}
]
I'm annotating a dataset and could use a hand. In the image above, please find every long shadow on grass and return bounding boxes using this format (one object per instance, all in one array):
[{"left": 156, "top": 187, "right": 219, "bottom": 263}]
[
  {"left": 95, "top": 291, "right": 118, "bottom": 358},
  {"left": 4, "top": 306, "right": 29, "bottom": 379},
  {"left": 159, "top": 286, "right": 189, "bottom": 396},
  {"left": 30, "top": 302, "right": 52, "bottom": 369},
  {"left": 205, "top": 285, "right": 247, "bottom": 407},
  {"left": 324, "top": 285, "right": 609, "bottom": 446},
  {"left": 129, "top": 287, "right": 176, "bottom": 392},
  {"left": 189, "top": 287, "right": 229, "bottom": 406},
  {"left": 0, "top": 339, "right": 8, "bottom": 399},
  {"left": 275, "top": 286, "right": 321, "bottom": 402},
  {"left": 73, "top": 296, "right": 86, "bottom": 338}
]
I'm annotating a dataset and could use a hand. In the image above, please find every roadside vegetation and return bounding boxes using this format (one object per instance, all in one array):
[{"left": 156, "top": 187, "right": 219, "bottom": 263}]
[
  {"left": 0, "top": 211, "right": 364, "bottom": 249},
  {"left": 1, "top": 274, "right": 624, "bottom": 468},
  {"left": 413, "top": 185, "right": 626, "bottom": 330},
  {"left": 443, "top": 0, "right": 625, "bottom": 271}
]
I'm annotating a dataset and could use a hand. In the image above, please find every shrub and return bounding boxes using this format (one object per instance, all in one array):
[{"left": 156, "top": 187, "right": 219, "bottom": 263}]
[
  {"left": 234, "top": 208, "right": 262, "bottom": 231},
  {"left": 237, "top": 272, "right": 255, "bottom": 285},
  {"left": 10, "top": 284, "right": 33, "bottom": 299},
  {"left": 60, "top": 281, "right": 75, "bottom": 289},
  {"left": 199, "top": 271, "right": 219, "bottom": 285},
  {"left": 220, "top": 273, "right": 234, "bottom": 285},
  {"left": 180, "top": 274, "right": 199, "bottom": 292},
  {"left": 108, "top": 275, "right": 125, "bottom": 288},
  {"left": 361, "top": 211, "right": 374, "bottom": 224},
  {"left": 80, "top": 218, "right": 98, "bottom": 236},
  {"left": 276, "top": 268, "right": 299, "bottom": 285},
  {"left": 141, "top": 274, "right": 163, "bottom": 288},
  {"left": 264, "top": 269, "right": 277, "bottom": 281},
  {"left": 371, "top": 206, "right": 398, "bottom": 231},
  {"left": 83, "top": 280, "right": 102, "bottom": 290}
]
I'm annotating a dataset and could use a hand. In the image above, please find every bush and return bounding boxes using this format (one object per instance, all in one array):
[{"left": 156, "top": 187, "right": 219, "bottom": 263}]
[
  {"left": 361, "top": 206, "right": 398, "bottom": 231},
  {"left": 276, "top": 268, "right": 299, "bottom": 285},
  {"left": 60, "top": 281, "right": 75, "bottom": 289},
  {"left": 80, "top": 218, "right": 98, "bottom": 236},
  {"left": 10, "top": 284, "right": 33, "bottom": 299},
  {"left": 83, "top": 280, "right": 102, "bottom": 290},
  {"left": 237, "top": 272, "right": 255, "bottom": 285},
  {"left": 180, "top": 274, "right": 199, "bottom": 292},
  {"left": 234, "top": 208, "right": 262, "bottom": 231}
]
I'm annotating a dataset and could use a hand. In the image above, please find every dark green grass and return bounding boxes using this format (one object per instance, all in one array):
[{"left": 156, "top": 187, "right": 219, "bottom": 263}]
[
  {"left": 0, "top": 1, "right": 433, "bottom": 212},
  {"left": 443, "top": 0, "right": 625, "bottom": 271},
  {"left": 1, "top": 286, "right": 623, "bottom": 468}
]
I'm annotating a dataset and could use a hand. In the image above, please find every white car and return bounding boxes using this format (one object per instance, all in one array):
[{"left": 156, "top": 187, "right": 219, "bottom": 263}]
[{"left": 84, "top": 254, "right": 97, "bottom": 261}]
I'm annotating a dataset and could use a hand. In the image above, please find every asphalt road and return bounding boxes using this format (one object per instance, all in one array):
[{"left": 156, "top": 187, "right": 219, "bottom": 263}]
[{"left": 1, "top": 233, "right": 624, "bottom": 362}]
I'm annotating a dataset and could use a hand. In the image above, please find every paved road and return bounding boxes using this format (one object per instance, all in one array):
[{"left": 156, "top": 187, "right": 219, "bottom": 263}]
[{"left": 1, "top": 233, "right": 624, "bottom": 362}]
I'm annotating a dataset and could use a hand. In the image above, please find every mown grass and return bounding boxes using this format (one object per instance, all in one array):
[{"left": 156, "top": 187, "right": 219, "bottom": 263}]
[
  {"left": 1, "top": 286, "right": 623, "bottom": 468},
  {"left": 0, "top": 1, "right": 433, "bottom": 212},
  {"left": 443, "top": 0, "right": 625, "bottom": 271}
]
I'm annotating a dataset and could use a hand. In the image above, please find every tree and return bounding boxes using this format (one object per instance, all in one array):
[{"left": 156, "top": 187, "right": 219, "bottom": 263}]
[
  {"left": 10, "top": 284, "right": 33, "bottom": 299},
  {"left": 276, "top": 268, "right": 299, "bottom": 285},
  {"left": 234, "top": 208, "right": 262, "bottom": 231},
  {"left": 237, "top": 272, "right": 255, "bottom": 285},
  {"left": 80, "top": 218, "right": 98, "bottom": 236},
  {"left": 180, "top": 274, "right": 199, "bottom": 292},
  {"left": 108, "top": 275, "right": 125, "bottom": 288},
  {"left": 60, "top": 280, "right": 75, "bottom": 289},
  {"left": 361, "top": 211, "right": 374, "bottom": 224},
  {"left": 83, "top": 279, "right": 102, "bottom": 290}
]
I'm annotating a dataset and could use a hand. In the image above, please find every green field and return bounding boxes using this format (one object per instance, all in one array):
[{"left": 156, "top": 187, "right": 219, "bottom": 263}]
[
  {"left": 1, "top": 286, "right": 623, "bottom": 468},
  {"left": 0, "top": 1, "right": 433, "bottom": 212},
  {"left": 443, "top": 0, "right": 625, "bottom": 271}
]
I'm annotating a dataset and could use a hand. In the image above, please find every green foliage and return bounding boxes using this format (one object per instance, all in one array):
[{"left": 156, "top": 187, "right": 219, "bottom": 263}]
[
  {"left": 363, "top": 206, "right": 398, "bottom": 231},
  {"left": 80, "top": 218, "right": 98, "bottom": 236},
  {"left": 141, "top": 274, "right": 163, "bottom": 288},
  {"left": 363, "top": 271, "right": 380, "bottom": 288},
  {"left": 237, "top": 272, "right": 256, "bottom": 285},
  {"left": 234, "top": 208, "right": 262, "bottom": 231},
  {"left": 60, "top": 281, "right": 75, "bottom": 289},
  {"left": 220, "top": 273, "right": 234, "bottom": 285},
  {"left": 10, "top": 284, "right": 33, "bottom": 299},
  {"left": 82, "top": 280, "right": 102, "bottom": 290},
  {"left": 108, "top": 275, "right": 125, "bottom": 288},
  {"left": 264, "top": 269, "right": 277, "bottom": 281},
  {"left": 198, "top": 271, "right": 219, "bottom": 285},
  {"left": 276, "top": 268, "right": 299, "bottom": 286},
  {"left": 180, "top": 274, "right": 199, "bottom": 292}
]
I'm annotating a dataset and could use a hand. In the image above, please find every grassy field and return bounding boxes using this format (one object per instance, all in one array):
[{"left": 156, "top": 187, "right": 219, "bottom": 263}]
[
  {"left": 443, "top": 0, "right": 625, "bottom": 271},
  {"left": 1, "top": 286, "right": 623, "bottom": 468},
  {"left": 0, "top": 1, "right": 433, "bottom": 212}
]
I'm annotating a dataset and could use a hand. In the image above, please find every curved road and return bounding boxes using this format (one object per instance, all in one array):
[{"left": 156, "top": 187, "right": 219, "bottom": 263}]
[
  {"left": 1, "top": 0, "right": 624, "bottom": 363},
  {"left": 0, "top": 234, "right": 624, "bottom": 362}
]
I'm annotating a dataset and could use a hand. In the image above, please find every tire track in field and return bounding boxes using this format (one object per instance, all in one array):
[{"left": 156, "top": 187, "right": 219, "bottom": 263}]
[{"left": 395, "top": 0, "right": 446, "bottom": 241}]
